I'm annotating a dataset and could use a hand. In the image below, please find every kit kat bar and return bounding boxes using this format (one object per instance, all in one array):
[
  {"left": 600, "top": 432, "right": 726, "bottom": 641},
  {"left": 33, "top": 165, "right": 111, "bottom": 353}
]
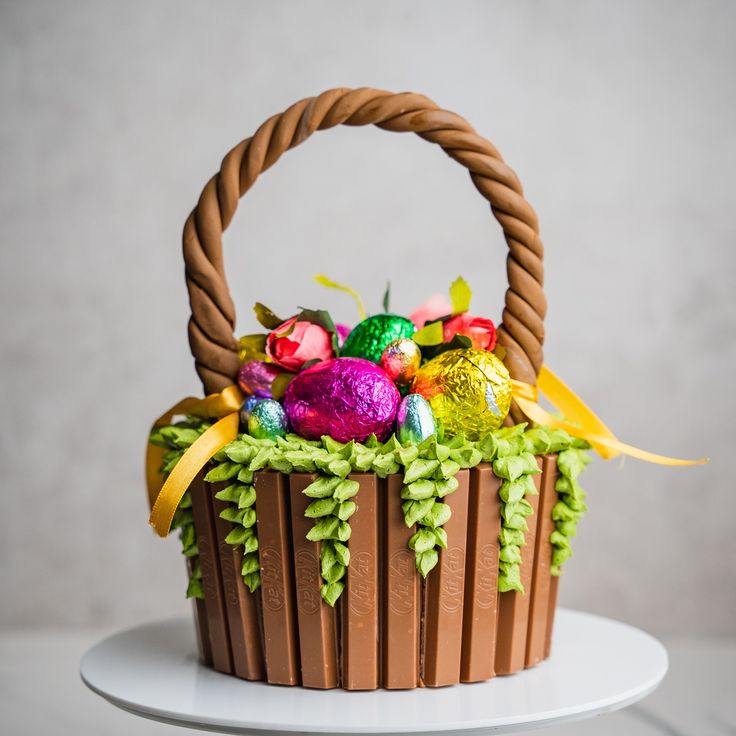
[
  {"left": 545, "top": 575, "right": 560, "bottom": 658},
  {"left": 495, "top": 464, "right": 542, "bottom": 675},
  {"left": 423, "top": 469, "right": 470, "bottom": 687},
  {"left": 525, "top": 455, "right": 558, "bottom": 668},
  {"left": 382, "top": 473, "right": 421, "bottom": 689},
  {"left": 212, "top": 489, "right": 266, "bottom": 681},
  {"left": 289, "top": 473, "right": 339, "bottom": 689},
  {"left": 460, "top": 465, "right": 501, "bottom": 682},
  {"left": 255, "top": 471, "right": 300, "bottom": 685},
  {"left": 189, "top": 472, "right": 233, "bottom": 674},
  {"left": 341, "top": 473, "right": 380, "bottom": 690},
  {"left": 187, "top": 559, "right": 212, "bottom": 666}
]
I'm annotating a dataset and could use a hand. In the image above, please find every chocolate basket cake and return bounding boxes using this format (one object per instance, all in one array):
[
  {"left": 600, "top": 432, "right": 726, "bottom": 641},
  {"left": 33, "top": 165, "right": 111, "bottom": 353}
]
[{"left": 146, "top": 87, "right": 703, "bottom": 690}]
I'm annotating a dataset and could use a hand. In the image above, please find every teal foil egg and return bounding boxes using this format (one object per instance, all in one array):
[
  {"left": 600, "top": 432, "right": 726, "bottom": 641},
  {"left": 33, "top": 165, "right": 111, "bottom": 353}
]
[
  {"left": 396, "top": 393, "right": 437, "bottom": 445},
  {"left": 341, "top": 314, "right": 415, "bottom": 364},
  {"left": 247, "top": 398, "right": 288, "bottom": 440}
]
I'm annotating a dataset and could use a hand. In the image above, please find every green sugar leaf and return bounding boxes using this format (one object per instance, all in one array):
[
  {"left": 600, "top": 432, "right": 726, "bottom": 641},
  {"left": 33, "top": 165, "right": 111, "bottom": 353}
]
[
  {"left": 499, "top": 544, "right": 522, "bottom": 564},
  {"left": 304, "top": 476, "right": 341, "bottom": 498},
  {"left": 320, "top": 542, "right": 337, "bottom": 574},
  {"left": 351, "top": 449, "right": 376, "bottom": 472},
  {"left": 179, "top": 492, "right": 192, "bottom": 509},
  {"left": 214, "top": 483, "right": 242, "bottom": 503},
  {"left": 505, "top": 514, "right": 529, "bottom": 531},
  {"left": 437, "top": 459, "right": 461, "bottom": 479},
  {"left": 243, "top": 572, "right": 261, "bottom": 593},
  {"left": 237, "top": 467, "right": 255, "bottom": 484},
  {"left": 249, "top": 447, "right": 272, "bottom": 472},
  {"left": 180, "top": 524, "right": 196, "bottom": 549},
  {"left": 409, "top": 528, "right": 437, "bottom": 553},
  {"left": 333, "top": 541, "right": 350, "bottom": 566},
  {"left": 322, "top": 562, "right": 346, "bottom": 584},
  {"left": 379, "top": 435, "right": 402, "bottom": 455},
  {"left": 499, "top": 527, "right": 525, "bottom": 546},
  {"left": 242, "top": 534, "right": 259, "bottom": 554},
  {"left": 434, "top": 476, "right": 460, "bottom": 498},
  {"left": 186, "top": 578, "right": 204, "bottom": 599},
  {"left": 556, "top": 520, "right": 578, "bottom": 537},
  {"left": 401, "top": 479, "right": 436, "bottom": 501},
  {"left": 333, "top": 479, "right": 360, "bottom": 501},
  {"left": 397, "top": 445, "right": 420, "bottom": 466},
  {"left": 238, "top": 486, "right": 257, "bottom": 509},
  {"left": 225, "top": 527, "right": 250, "bottom": 547},
  {"left": 204, "top": 462, "right": 243, "bottom": 483},
  {"left": 449, "top": 446, "right": 483, "bottom": 468},
  {"left": 406, "top": 460, "right": 442, "bottom": 484},
  {"left": 433, "top": 527, "right": 448, "bottom": 549},
  {"left": 219, "top": 506, "right": 246, "bottom": 524},
  {"left": 320, "top": 581, "right": 344, "bottom": 607},
  {"left": 421, "top": 500, "right": 452, "bottom": 528},
  {"left": 241, "top": 509, "right": 257, "bottom": 528},
  {"left": 551, "top": 500, "right": 578, "bottom": 522},
  {"left": 499, "top": 477, "right": 532, "bottom": 504},
  {"left": 322, "top": 436, "right": 346, "bottom": 455},
  {"left": 336, "top": 521, "right": 352, "bottom": 542},
  {"left": 283, "top": 451, "right": 317, "bottom": 473},
  {"left": 327, "top": 458, "right": 352, "bottom": 478},
  {"left": 269, "top": 456, "right": 293, "bottom": 474},
  {"left": 305, "top": 498, "right": 338, "bottom": 518},
  {"left": 241, "top": 554, "right": 260, "bottom": 575},
  {"left": 557, "top": 448, "right": 591, "bottom": 480},
  {"left": 306, "top": 517, "right": 339, "bottom": 541},
  {"left": 493, "top": 455, "right": 527, "bottom": 481},
  {"left": 416, "top": 548, "right": 439, "bottom": 578},
  {"left": 550, "top": 530, "right": 572, "bottom": 549},
  {"left": 449, "top": 275, "right": 472, "bottom": 315},
  {"left": 402, "top": 498, "right": 435, "bottom": 527},
  {"left": 224, "top": 442, "right": 256, "bottom": 464},
  {"left": 372, "top": 454, "right": 400, "bottom": 477},
  {"left": 183, "top": 543, "right": 199, "bottom": 558},
  {"left": 498, "top": 564, "right": 523, "bottom": 593},
  {"left": 552, "top": 546, "right": 573, "bottom": 567},
  {"left": 337, "top": 501, "right": 357, "bottom": 521}
]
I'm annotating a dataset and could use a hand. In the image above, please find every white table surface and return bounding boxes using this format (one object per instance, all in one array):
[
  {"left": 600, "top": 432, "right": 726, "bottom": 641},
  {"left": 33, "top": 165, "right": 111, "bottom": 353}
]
[{"left": 80, "top": 609, "right": 667, "bottom": 736}]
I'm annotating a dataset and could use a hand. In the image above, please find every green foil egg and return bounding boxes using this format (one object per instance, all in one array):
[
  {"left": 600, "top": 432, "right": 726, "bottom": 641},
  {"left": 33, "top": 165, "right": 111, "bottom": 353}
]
[
  {"left": 247, "top": 398, "right": 288, "bottom": 440},
  {"left": 341, "top": 314, "right": 415, "bottom": 364},
  {"left": 396, "top": 393, "right": 437, "bottom": 445}
]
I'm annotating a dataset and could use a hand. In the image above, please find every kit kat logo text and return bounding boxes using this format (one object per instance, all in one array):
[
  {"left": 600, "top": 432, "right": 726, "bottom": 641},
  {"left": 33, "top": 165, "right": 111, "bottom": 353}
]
[
  {"left": 388, "top": 549, "right": 416, "bottom": 616},
  {"left": 439, "top": 547, "right": 465, "bottom": 614},
  {"left": 475, "top": 543, "right": 498, "bottom": 610},
  {"left": 260, "top": 547, "right": 285, "bottom": 612},
  {"left": 295, "top": 549, "right": 321, "bottom": 615},
  {"left": 349, "top": 551, "right": 375, "bottom": 616}
]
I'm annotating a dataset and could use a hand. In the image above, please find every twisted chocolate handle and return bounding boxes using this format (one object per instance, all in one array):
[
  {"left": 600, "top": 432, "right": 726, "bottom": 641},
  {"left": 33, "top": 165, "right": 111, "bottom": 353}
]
[{"left": 184, "top": 87, "right": 546, "bottom": 407}]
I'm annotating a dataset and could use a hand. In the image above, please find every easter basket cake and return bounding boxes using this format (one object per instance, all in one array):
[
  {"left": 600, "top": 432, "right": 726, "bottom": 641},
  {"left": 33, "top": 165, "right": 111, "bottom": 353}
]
[{"left": 146, "top": 87, "right": 703, "bottom": 690}]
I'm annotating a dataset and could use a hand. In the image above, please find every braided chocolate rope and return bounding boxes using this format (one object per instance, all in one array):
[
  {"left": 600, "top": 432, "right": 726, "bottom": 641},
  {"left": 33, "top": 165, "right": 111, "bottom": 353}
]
[{"left": 183, "top": 87, "right": 546, "bottom": 423}]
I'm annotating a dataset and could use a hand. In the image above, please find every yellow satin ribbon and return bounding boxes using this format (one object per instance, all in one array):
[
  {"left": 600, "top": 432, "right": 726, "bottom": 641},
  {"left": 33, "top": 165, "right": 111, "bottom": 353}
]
[
  {"left": 512, "top": 366, "right": 707, "bottom": 466},
  {"left": 147, "top": 385, "right": 244, "bottom": 537},
  {"left": 147, "top": 365, "right": 705, "bottom": 537}
]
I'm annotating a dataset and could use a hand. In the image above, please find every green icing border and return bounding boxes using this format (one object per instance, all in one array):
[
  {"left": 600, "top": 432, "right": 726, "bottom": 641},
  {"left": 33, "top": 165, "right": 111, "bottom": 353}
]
[{"left": 151, "top": 419, "right": 590, "bottom": 604}]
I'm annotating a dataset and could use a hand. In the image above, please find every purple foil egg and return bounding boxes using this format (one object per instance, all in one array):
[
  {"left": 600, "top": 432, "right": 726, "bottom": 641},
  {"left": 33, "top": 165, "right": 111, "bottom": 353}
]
[
  {"left": 283, "top": 357, "right": 400, "bottom": 442},
  {"left": 237, "top": 361, "right": 282, "bottom": 397}
]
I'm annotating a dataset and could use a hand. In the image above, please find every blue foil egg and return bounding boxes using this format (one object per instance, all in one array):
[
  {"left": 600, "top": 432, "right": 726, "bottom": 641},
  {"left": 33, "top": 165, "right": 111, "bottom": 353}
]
[
  {"left": 396, "top": 393, "right": 437, "bottom": 445},
  {"left": 239, "top": 395, "right": 262, "bottom": 426},
  {"left": 247, "top": 398, "right": 288, "bottom": 440}
]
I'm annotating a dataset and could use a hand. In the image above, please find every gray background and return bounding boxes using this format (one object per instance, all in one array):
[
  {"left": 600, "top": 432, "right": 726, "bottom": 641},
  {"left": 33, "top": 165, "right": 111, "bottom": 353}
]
[{"left": 1, "top": 0, "right": 734, "bottom": 637}]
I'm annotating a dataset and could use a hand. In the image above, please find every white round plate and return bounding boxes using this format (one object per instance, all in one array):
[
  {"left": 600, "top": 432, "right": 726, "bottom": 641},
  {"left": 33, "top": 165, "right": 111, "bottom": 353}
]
[{"left": 81, "top": 608, "right": 667, "bottom": 735}]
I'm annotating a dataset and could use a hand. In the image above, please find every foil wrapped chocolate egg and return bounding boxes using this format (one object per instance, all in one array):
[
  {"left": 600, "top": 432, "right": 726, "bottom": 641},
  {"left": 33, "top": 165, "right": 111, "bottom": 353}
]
[
  {"left": 341, "top": 314, "right": 415, "bottom": 364},
  {"left": 379, "top": 338, "right": 422, "bottom": 387},
  {"left": 238, "top": 360, "right": 281, "bottom": 398},
  {"left": 283, "top": 357, "right": 400, "bottom": 442},
  {"left": 247, "top": 398, "right": 288, "bottom": 440},
  {"left": 396, "top": 394, "right": 437, "bottom": 445},
  {"left": 239, "top": 395, "right": 261, "bottom": 425},
  {"left": 411, "top": 348, "right": 512, "bottom": 439}
]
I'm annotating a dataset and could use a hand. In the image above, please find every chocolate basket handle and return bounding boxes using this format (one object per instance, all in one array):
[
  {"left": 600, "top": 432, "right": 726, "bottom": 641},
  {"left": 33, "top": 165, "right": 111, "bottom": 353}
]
[{"left": 183, "top": 87, "right": 546, "bottom": 403}]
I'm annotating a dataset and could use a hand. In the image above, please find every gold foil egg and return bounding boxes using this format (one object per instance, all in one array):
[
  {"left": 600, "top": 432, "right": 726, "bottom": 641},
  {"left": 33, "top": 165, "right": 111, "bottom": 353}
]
[
  {"left": 411, "top": 348, "right": 512, "bottom": 439},
  {"left": 379, "top": 338, "right": 422, "bottom": 386}
]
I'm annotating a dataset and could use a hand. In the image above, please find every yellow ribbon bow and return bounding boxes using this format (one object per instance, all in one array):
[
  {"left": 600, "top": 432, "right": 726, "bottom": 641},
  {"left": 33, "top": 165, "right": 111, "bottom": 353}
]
[
  {"left": 512, "top": 366, "right": 707, "bottom": 466},
  {"left": 147, "top": 366, "right": 706, "bottom": 538},
  {"left": 147, "top": 385, "right": 243, "bottom": 537}
]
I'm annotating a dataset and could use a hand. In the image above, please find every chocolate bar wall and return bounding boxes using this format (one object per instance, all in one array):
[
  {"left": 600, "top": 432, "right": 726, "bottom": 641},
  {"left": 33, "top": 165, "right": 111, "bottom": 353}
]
[
  {"left": 423, "top": 469, "right": 470, "bottom": 687},
  {"left": 211, "top": 485, "right": 265, "bottom": 680},
  {"left": 341, "top": 474, "right": 380, "bottom": 690},
  {"left": 254, "top": 471, "right": 300, "bottom": 685},
  {"left": 189, "top": 473, "right": 233, "bottom": 674},
  {"left": 460, "top": 465, "right": 501, "bottom": 682},
  {"left": 494, "top": 469, "right": 542, "bottom": 675},
  {"left": 289, "top": 473, "right": 339, "bottom": 689},
  {"left": 525, "top": 455, "right": 558, "bottom": 667},
  {"left": 382, "top": 474, "right": 421, "bottom": 688}
]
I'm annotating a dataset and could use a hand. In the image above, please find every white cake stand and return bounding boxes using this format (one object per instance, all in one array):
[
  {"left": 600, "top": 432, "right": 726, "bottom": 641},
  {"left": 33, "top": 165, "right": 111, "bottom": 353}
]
[{"left": 80, "top": 608, "right": 667, "bottom": 735}]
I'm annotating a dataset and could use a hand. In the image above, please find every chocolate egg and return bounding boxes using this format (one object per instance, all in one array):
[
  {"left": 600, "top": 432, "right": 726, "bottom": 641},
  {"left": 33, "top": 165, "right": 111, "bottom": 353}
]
[
  {"left": 238, "top": 360, "right": 281, "bottom": 398},
  {"left": 379, "top": 338, "right": 422, "bottom": 386},
  {"left": 411, "top": 348, "right": 512, "bottom": 439},
  {"left": 239, "top": 395, "right": 261, "bottom": 425},
  {"left": 247, "top": 398, "right": 288, "bottom": 440},
  {"left": 283, "top": 357, "right": 400, "bottom": 442},
  {"left": 396, "top": 394, "right": 437, "bottom": 445},
  {"left": 341, "top": 314, "right": 415, "bottom": 364}
]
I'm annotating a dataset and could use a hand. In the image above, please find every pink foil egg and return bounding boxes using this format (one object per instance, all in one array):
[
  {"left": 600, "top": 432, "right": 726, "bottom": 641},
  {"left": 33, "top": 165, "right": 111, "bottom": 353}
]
[
  {"left": 283, "top": 357, "right": 400, "bottom": 442},
  {"left": 237, "top": 361, "right": 282, "bottom": 397}
]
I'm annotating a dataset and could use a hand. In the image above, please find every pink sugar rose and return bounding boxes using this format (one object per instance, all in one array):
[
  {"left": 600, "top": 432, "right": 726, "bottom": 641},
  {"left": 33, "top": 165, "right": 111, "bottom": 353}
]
[
  {"left": 442, "top": 313, "right": 497, "bottom": 351},
  {"left": 409, "top": 293, "right": 452, "bottom": 329},
  {"left": 265, "top": 316, "right": 334, "bottom": 372}
]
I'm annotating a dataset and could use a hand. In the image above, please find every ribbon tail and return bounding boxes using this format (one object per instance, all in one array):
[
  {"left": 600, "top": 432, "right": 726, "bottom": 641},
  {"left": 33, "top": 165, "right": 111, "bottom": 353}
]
[{"left": 149, "top": 412, "right": 240, "bottom": 537}]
